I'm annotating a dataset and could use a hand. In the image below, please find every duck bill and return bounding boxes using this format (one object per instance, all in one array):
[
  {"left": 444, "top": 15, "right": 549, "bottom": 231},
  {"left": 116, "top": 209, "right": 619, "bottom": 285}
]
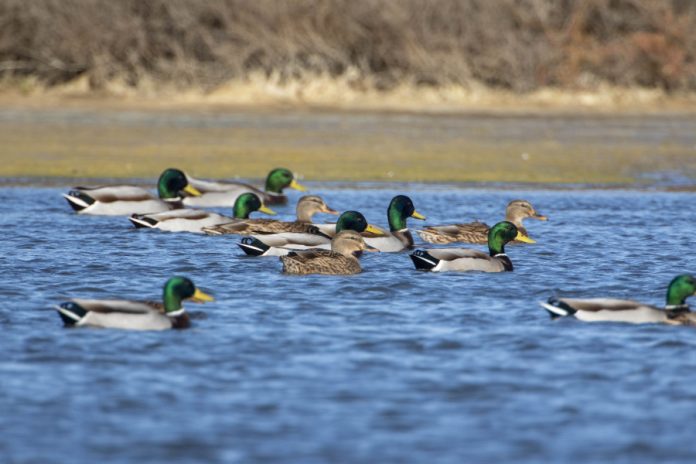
[
  {"left": 289, "top": 179, "right": 308, "bottom": 192},
  {"left": 533, "top": 213, "right": 548, "bottom": 221},
  {"left": 365, "top": 224, "right": 387, "bottom": 236},
  {"left": 259, "top": 204, "right": 277, "bottom": 215},
  {"left": 183, "top": 185, "right": 202, "bottom": 197},
  {"left": 515, "top": 231, "right": 536, "bottom": 244},
  {"left": 191, "top": 288, "right": 214, "bottom": 303},
  {"left": 411, "top": 211, "right": 426, "bottom": 220},
  {"left": 322, "top": 206, "right": 339, "bottom": 215}
]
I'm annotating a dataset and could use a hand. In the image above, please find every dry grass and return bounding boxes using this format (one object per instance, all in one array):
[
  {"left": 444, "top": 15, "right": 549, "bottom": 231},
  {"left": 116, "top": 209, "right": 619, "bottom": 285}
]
[{"left": 1, "top": 0, "right": 695, "bottom": 97}]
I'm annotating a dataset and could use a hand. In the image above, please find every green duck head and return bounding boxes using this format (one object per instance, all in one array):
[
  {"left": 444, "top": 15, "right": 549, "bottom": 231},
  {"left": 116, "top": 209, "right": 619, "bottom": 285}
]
[
  {"left": 265, "top": 168, "right": 307, "bottom": 194},
  {"left": 157, "top": 168, "right": 201, "bottom": 200},
  {"left": 335, "top": 210, "right": 384, "bottom": 235},
  {"left": 666, "top": 274, "right": 696, "bottom": 308},
  {"left": 387, "top": 195, "right": 426, "bottom": 231},
  {"left": 487, "top": 220, "right": 535, "bottom": 256},
  {"left": 163, "top": 276, "right": 214, "bottom": 314},
  {"left": 233, "top": 193, "right": 277, "bottom": 219}
]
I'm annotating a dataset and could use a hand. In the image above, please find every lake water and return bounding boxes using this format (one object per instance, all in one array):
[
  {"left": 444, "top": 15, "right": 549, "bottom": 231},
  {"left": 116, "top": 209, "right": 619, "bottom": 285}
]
[{"left": 2, "top": 183, "right": 696, "bottom": 463}]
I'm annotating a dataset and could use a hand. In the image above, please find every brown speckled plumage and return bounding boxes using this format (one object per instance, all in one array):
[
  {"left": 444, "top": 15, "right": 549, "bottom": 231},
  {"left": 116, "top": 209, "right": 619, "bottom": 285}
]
[
  {"left": 417, "top": 221, "right": 490, "bottom": 244},
  {"left": 417, "top": 200, "right": 545, "bottom": 245},
  {"left": 281, "top": 250, "right": 362, "bottom": 275},
  {"left": 204, "top": 219, "right": 324, "bottom": 236},
  {"left": 279, "top": 230, "right": 369, "bottom": 275},
  {"left": 203, "top": 195, "right": 336, "bottom": 236}
]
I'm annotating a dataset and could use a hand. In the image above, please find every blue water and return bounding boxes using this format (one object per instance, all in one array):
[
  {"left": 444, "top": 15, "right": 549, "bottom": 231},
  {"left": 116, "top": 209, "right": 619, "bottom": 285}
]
[{"left": 2, "top": 184, "right": 696, "bottom": 464}]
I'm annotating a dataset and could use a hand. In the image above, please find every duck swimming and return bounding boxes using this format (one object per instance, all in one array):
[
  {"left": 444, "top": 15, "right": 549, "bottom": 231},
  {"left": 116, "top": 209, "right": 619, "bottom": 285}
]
[
  {"left": 202, "top": 195, "right": 337, "bottom": 236},
  {"left": 62, "top": 168, "right": 201, "bottom": 216},
  {"left": 540, "top": 274, "right": 696, "bottom": 325},
  {"left": 237, "top": 210, "right": 384, "bottom": 257},
  {"left": 417, "top": 199, "right": 546, "bottom": 244},
  {"left": 129, "top": 192, "right": 276, "bottom": 233},
  {"left": 280, "top": 230, "right": 375, "bottom": 275},
  {"left": 183, "top": 167, "right": 307, "bottom": 207},
  {"left": 362, "top": 195, "right": 425, "bottom": 252},
  {"left": 54, "top": 276, "right": 214, "bottom": 330},
  {"left": 410, "top": 221, "right": 534, "bottom": 272}
]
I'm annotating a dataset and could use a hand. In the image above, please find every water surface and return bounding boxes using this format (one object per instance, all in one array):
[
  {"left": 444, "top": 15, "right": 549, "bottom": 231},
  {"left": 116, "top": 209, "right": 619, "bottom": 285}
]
[{"left": 1, "top": 184, "right": 695, "bottom": 463}]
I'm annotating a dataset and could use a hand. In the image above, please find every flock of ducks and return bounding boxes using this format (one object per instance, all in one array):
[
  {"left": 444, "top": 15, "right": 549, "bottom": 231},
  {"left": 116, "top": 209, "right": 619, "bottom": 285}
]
[{"left": 57, "top": 167, "right": 696, "bottom": 330}]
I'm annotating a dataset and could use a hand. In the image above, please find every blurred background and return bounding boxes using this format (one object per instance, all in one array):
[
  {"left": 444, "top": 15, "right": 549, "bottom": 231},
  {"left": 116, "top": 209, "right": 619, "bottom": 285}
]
[{"left": 0, "top": 0, "right": 695, "bottom": 183}]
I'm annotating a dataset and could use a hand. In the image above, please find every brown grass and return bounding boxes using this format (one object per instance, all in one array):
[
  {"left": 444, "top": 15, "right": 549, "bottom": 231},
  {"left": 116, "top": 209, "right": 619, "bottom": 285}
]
[{"left": 1, "top": 0, "right": 695, "bottom": 95}]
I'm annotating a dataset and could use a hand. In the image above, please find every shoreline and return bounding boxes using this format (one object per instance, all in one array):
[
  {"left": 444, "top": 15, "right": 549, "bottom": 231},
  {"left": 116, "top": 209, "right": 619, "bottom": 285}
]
[
  {"left": 1, "top": 90, "right": 695, "bottom": 185},
  {"left": 2, "top": 80, "right": 696, "bottom": 116},
  {"left": 3, "top": 177, "right": 695, "bottom": 193}
]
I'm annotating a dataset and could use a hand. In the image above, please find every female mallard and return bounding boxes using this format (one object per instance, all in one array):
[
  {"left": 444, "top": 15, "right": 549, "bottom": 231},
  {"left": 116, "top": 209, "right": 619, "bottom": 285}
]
[
  {"left": 202, "top": 195, "right": 337, "bottom": 236},
  {"left": 362, "top": 195, "right": 425, "bottom": 252},
  {"left": 280, "top": 230, "right": 375, "bottom": 275},
  {"left": 183, "top": 167, "right": 307, "bottom": 207},
  {"left": 129, "top": 192, "right": 276, "bottom": 233},
  {"left": 410, "top": 221, "right": 534, "bottom": 272},
  {"left": 237, "top": 210, "right": 384, "bottom": 257},
  {"left": 54, "top": 276, "right": 214, "bottom": 330},
  {"left": 62, "top": 168, "right": 201, "bottom": 216},
  {"left": 540, "top": 274, "right": 696, "bottom": 325},
  {"left": 417, "top": 199, "right": 547, "bottom": 244}
]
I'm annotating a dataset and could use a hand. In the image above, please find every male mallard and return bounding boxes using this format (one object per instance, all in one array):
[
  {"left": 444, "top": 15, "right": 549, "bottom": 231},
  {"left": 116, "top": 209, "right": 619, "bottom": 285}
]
[
  {"left": 410, "top": 221, "right": 534, "bottom": 272},
  {"left": 417, "top": 199, "right": 547, "bottom": 244},
  {"left": 280, "top": 230, "right": 375, "bottom": 275},
  {"left": 237, "top": 210, "right": 384, "bottom": 257},
  {"left": 362, "top": 195, "right": 425, "bottom": 252},
  {"left": 62, "top": 168, "right": 201, "bottom": 216},
  {"left": 129, "top": 192, "right": 276, "bottom": 233},
  {"left": 539, "top": 274, "right": 696, "bottom": 325},
  {"left": 54, "top": 276, "right": 214, "bottom": 330},
  {"left": 183, "top": 167, "right": 307, "bottom": 207},
  {"left": 202, "top": 195, "right": 337, "bottom": 236}
]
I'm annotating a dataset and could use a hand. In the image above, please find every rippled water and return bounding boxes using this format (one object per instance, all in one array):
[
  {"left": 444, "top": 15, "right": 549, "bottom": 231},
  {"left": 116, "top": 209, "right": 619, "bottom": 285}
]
[{"left": 2, "top": 184, "right": 696, "bottom": 463}]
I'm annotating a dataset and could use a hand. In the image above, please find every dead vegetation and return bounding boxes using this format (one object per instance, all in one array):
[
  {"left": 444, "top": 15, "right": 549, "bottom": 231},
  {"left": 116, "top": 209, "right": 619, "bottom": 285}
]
[{"left": 0, "top": 0, "right": 695, "bottom": 94}]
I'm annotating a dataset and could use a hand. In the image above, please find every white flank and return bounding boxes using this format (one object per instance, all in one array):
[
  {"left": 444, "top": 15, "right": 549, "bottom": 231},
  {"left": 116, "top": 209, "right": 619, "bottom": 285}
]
[
  {"left": 62, "top": 193, "right": 90, "bottom": 209},
  {"left": 54, "top": 305, "right": 83, "bottom": 322},
  {"left": 538, "top": 301, "right": 569, "bottom": 317}
]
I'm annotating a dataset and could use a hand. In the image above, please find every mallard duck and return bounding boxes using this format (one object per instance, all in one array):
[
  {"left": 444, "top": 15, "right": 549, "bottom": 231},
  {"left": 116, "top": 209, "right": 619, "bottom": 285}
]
[
  {"left": 280, "top": 230, "right": 376, "bottom": 275},
  {"left": 417, "top": 199, "right": 547, "bottom": 244},
  {"left": 237, "top": 210, "right": 384, "bottom": 257},
  {"left": 54, "top": 276, "right": 214, "bottom": 330},
  {"left": 62, "top": 168, "right": 201, "bottom": 216},
  {"left": 202, "top": 195, "right": 337, "bottom": 236},
  {"left": 539, "top": 274, "right": 696, "bottom": 325},
  {"left": 129, "top": 192, "right": 276, "bottom": 233},
  {"left": 183, "top": 167, "right": 307, "bottom": 207},
  {"left": 361, "top": 195, "right": 425, "bottom": 252},
  {"left": 410, "top": 221, "right": 534, "bottom": 272}
]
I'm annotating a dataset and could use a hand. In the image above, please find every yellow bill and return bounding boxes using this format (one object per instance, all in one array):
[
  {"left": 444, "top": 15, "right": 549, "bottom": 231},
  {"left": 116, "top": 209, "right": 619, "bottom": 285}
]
[
  {"left": 411, "top": 210, "right": 426, "bottom": 220},
  {"left": 184, "top": 185, "right": 202, "bottom": 196},
  {"left": 289, "top": 179, "right": 308, "bottom": 192},
  {"left": 515, "top": 231, "right": 536, "bottom": 244},
  {"left": 191, "top": 288, "right": 214, "bottom": 303},
  {"left": 365, "top": 224, "right": 387, "bottom": 236},
  {"left": 259, "top": 204, "right": 277, "bottom": 215}
]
